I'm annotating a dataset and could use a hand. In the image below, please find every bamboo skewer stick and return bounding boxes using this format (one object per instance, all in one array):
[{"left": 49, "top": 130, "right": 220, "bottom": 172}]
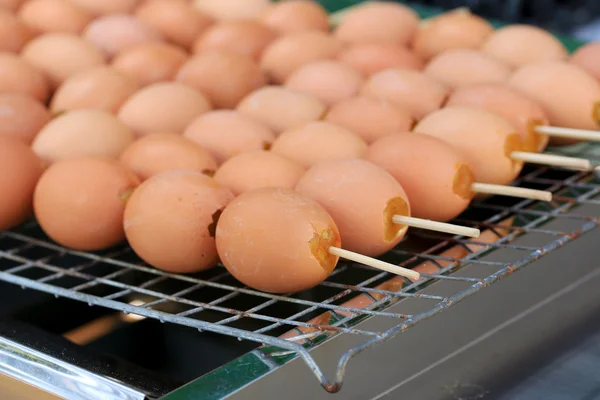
[
  {"left": 329, "top": 247, "right": 421, "bottom": 281},
  {"left": 510, "top": 151, "right": 592, "bottom": 170},
  {"left": 392, "top": 215, "right": 481, "bottom": 238},
  {"left": 471, "top": 183, "right": 552, "bottom": 202},
  {"left": 535, "top": 126, "right": 600, "bottom": 142}
]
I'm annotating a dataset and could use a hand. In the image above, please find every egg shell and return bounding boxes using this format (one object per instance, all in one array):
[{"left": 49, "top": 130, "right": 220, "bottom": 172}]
[
  {"left": 21, "top": 33, "right": 105, "bottom": 90},
  {"left": 32, "top": 109, "right": 135, "bottom": 162},
  {"left": 236, "top": 86, "right": 326, "bottom": 134},
  {"left": 83, "top": 14, "right": 164, "bottom": 59},
  {"left": 260, "top": 0, "right": 329, "bottom": 35},
  {"left": 120, "top": 133, "right": 217, "bottom": 181},
  {"left": 507, "top": 61, "right": 600, "bottom": 144},
  {"left": 183, "top": 110, "right": 275, "bottom": 164},
  {"left": 51, "top": 66, "right": 139, "bottom": 114},
  {"left": 333, "top": 1, "right": 419, "bottom": 46},
  {"left": 111, "top": 42, "right": 188, "bottom": 87},
  {"left": 193, "top": 0, "right": 270, "bottom": 21},
  {"left": 18, "top": 0, "right": 92, "bottom": 35},
  {"left": 0, "top": 93, "right": 51, "bottom": 144},
  {"left": 0, "top": 0, "right": 25, "bottom": 12},
  {"left": 571, "top": 42, "right": 600, "bottom": 81},
  {"left": 34, "top": 156, "right": 140, "bottom": 251},
  {"left": 193, "top": 20, "right": 277, "bottom": 61},
  {"left": 414, "top": 106, "right": 523, "bottom": 185},
  {"left": 176, "top": 52, "right": 266, "bottom": 109},
  {"left": 325, "top": 96, "right": 414, "bottom": 143},
  {"left": 424, "top": 49, "right": 511, "bottom": 89},
  {"left": 0, "top": 53, "right": 50, "bottom": 103},
  {"left": 64, "top": 0, "right": 141, "bottom": 16},
  {"left": 481, "top": 25, "right": 568, "bottom": 69},
  {"left": 260, "top": 30, "right": 341, "bottom": 84},
  {"left": 216, "top": 187, "right": 341, "bottom": 293},
  {"left": 361, "top": 69, "right": 449, "bottom": 120},
  {"left": 284, "top": 60, "right": 363, "bottom": 106},
  {"left": 135, "top": 0, "right": 214, "bottom": 50},
  {"left": 118, "top": 82, "right": 212, "bottom": 136},
  {"left": 272, "top": 121, "right": 367, "bottom": 168},
  {"left": 0, "top": 9, "right": 32, "bottom": 53},
  {"left": 0, "top": 136, "right": 44, "bottom": 231},
  {"left": 446, "top": 83, "right": 550, "bottom": 152},
  {"left": 296, "top": 158, "right": 410, "bottom": 257},
  {"left": 214, "top": 150, "right": 305, "bottom": 195},
  {"left": 124, "top": 170, "right": 234, "bottom": 273},
  {"left": 412, "top": 9, "right": 494, "bottom": 61},
  {"left": 337, "top": 42, "right": 423, "bottom": 76},
  {"left": 365, "top": 133, "right": 474, "bottom": 221}
]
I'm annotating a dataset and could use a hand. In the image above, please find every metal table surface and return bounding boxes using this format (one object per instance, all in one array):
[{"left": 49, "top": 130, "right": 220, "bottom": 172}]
[{"left": 220, "top": 215, "right": 600, "bottom": 400}]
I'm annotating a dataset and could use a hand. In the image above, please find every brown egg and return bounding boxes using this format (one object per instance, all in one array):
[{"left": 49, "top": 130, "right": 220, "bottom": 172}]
[
  {"left": 63, "top": 0, "right": 141, "bottom": 16},
  {"left": 0, "top": 0, "right": 25, "bottom": 12},
  {"left": 183, "top": 110, "right": 275, "bottom": 164},
  {"left": 51, "top": 66, "right": 138, "bottom": 114},
  {"left": 124, "top": 170, "right": 234, "bottom": 273},
  {"left": 337, "top": 42, "right": 423, "bottom": 76},
  {"left": 0, "top": 136, "right": 44, "bottom": 231},
  {"left": 214, "top": 150, "right": 305, "bottom": 195},
  {"left": 446, "top": 83, "right": 550, "bottom": 152},
  {"left": 412, "top": 8, "right": 494, "bottom": 61},
  {"left": 325, "top": 96, "right": 414, "bottom": 143},
  {"left": 0, "top": 9, "right": 33, "bottom": 53},
  {"left": 120, "top": 133, "right": 217, "bottom": 180},
  {"left": 21, "top": 33, "right": 105, "bottom": 90},
  {"left": 193, "top": 20, "right": 277, "bottom": 61},
  {"left": 508, "top": 61, "right": 600, "bottom": 145},
  {"left": 570, "top": 42, "right": 600, "bottom": 81},
  {"left": 424, "top": 49, "right": 511, "bottom": 89},
  {"left": 18, "top": 0, "right": 92, "bottom": 35},
  {"left": 135, "top": 0, "right": 214, "bottom": 50},
  {"left": 260, "top": 0, "right": 330, "bottom": 35},
  {"left": 365, "top": 133, "right": 474, "bottom": 221},
  {"left": 0, "top": 53, "right": 50, "bottom": 103},
  {"left": 414, "top": 106, "right": 523, "bottom": 185},
  {"left": 83, "top": 14, "right": 164, "bottom": 59},
  {"left": 260, "top": 30, "right": 341, "bottom": 83},
  {"left": 111, "top": 42, "right": 188, "bottom": 87},
  {"left": 0, "top": 93, "right": 51, "bottom": 144},
  {"left": 296, "top": 158, "right": 410, "bottom": 257},
  {"left": 481, "top": 25, "right": 568, "bottom": 69},
  {"left": 236, "top": 86, "right": 326, "bottom": 134},
  {"left": 32, "top": 109, "right": 135, "bottom": 162},
  {"left": 118, "top": 82, "right": 212, "bottom": 136},
  {"left": 361, "top": 69, "right": 449, "bottom": 120},
  {"left": 176, "top": 52, "right": 266, "bottom": 109},
  {"left": 271, "top": 121, "right": 368, "bottom": 168},
  {"left": 216, "top": 187, "right": 341, "bottom": 293},
  {"left": 192, "top": 0, "right": 270, "bottom": 21},
  {"left": 34, "top": 156, "right": 140, "bottom": 250},
  {"left": 333, "top": 1, "right": 419, "bottom": 46},
  {"left": 284, "top": 60, "right": 363, "bottom": 106}
]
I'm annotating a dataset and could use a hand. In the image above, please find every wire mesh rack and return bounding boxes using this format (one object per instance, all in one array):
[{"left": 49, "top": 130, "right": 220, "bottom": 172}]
[{"left": 0, "top": 144, "right": 599, "bottom": 393}]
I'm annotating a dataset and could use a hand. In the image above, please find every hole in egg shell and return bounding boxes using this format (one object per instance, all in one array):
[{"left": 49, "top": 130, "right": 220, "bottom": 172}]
[
  {"left": 262, "top": 141, "right": 272, "bottom": 150},
  {"left": 202, "top": 168, "right": 216, "bottom": 177},
  {"left": 592, "top": 101, "right": 600, "bottom": 125},
  {"left": 308, "top": 226, "right": 340, "bottom": 274},
  {"left": 526, "top": 118, "right": 547, "bottom": 152},
  {"left": 207, "top": 208, "right": 224, "bottom": 238},
  {"left": 453, "top": 163, "right": 476, "bottom": 201},
  {"left": 383, "top": 196, "right": 409, "bottom": 243},
  {"left": 503, "top": 132, "right": 524, "bottom": 172}
]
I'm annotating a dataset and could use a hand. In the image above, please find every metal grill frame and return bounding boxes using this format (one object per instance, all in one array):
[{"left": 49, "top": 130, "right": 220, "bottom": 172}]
[{"left": 0, "top": 143, "right": 598, "bottom": 393}]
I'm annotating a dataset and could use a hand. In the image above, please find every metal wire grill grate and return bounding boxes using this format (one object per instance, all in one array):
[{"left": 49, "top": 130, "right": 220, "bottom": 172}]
[{"left": 0, "top": 144, "right": 598, "bottom": 391}]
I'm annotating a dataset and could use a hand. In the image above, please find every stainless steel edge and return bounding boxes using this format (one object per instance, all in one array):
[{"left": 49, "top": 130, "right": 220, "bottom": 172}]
[{"left": 0, "top": 336, "right": 146, "bottom": 400}]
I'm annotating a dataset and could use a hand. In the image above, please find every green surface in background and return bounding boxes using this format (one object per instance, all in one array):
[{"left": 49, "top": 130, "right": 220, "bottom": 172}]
[{"left": 162, "top": 3, "right": 590, "bottom": 399}]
